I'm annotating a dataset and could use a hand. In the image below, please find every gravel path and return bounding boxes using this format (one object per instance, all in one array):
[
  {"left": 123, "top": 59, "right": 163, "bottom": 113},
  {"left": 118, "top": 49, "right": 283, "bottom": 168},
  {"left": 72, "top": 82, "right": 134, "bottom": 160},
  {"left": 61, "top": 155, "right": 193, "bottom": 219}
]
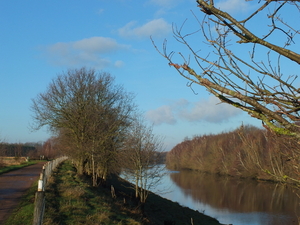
[{"left": 0, "top": 162, "right": 45, "bottom": 224}]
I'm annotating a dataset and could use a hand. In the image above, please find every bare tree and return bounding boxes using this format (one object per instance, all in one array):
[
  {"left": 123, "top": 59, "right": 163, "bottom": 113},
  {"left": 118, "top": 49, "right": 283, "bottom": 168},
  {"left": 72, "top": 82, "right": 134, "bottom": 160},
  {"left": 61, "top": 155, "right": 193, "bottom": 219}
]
[
  {"left": 41, "top": 137, "right": 62, "bottom": 159},
  {"left": 154, "top": 0, "right": 300, "bottom": 137},
  {"left": 31, "top": 67, "right": 136, "bottom": 185},
  {"left": 121, "top": 115, "right": 165, "bottom": 204}
]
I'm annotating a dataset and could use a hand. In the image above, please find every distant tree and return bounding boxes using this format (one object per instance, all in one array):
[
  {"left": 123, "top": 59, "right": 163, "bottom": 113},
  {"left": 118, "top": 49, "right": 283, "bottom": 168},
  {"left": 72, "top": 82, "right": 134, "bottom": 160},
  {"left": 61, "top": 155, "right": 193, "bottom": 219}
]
[
  {"left": 154, "top": 0, "right": 300, "bottom": 137},
  {"left": 121, "top": 115, "right": 165, "bottom": 204},
  {"left": 166, "top": 125, "right": 300, "bottom": 185},
  {"left": 0, "top": 138, "right": 4, "bottom": 167},
  {"left": 41, "top": 137, "right": 61, "bottom": 159},
  {"left": 0, "top": 137, "right": 5, "bottom": 155},
  {"left": 31, "top": 67, "right": 136, "bottom": 185}
]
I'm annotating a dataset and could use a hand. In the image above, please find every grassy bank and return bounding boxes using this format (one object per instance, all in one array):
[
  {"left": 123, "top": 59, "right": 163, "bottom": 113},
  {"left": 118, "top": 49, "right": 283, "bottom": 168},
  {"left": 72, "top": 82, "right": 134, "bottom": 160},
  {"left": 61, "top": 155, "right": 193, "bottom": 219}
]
[
  {"left": 43, "top": 161, "right": 143, "bottom": 225},
  {"left": 4, "top": 181, "right": 38, "bottom": 225},
  {"left": 44, "top": 160, "right": 221, "bottom": 225},
  {"left": 166, "top": 126, "right": 300, "bottom": 185},
  {"left": 0, "top": 160, "right": 38, "bottom": 175},
  {"left": 5, "top": 160, "right": 221, "bottom": 225}
]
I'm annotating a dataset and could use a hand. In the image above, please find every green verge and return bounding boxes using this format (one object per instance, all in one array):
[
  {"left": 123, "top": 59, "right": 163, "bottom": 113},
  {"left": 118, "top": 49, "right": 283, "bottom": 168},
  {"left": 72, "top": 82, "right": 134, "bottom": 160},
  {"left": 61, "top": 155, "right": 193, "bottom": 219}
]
[
  {"left": 0, "top": 160, "right": 40, "bottom": 175},
  {"left": 5, "top": 160, "right": 221, "bottom": 225},
  {"left": 43, "top": 160, "right": 142, "bottom": 225},
  {"left": 4, "top": 180, "right": 38, "bottom": 225},
  {"left": 44, "top": 160, "right": 221, "bottom": 225}
]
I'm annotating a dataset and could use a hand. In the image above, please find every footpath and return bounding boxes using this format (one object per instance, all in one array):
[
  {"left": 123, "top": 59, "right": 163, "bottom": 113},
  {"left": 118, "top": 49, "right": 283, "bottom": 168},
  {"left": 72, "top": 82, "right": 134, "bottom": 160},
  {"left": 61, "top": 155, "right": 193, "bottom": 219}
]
[{"left": 0, "top": 162, "right": 45, "bottom": 224}]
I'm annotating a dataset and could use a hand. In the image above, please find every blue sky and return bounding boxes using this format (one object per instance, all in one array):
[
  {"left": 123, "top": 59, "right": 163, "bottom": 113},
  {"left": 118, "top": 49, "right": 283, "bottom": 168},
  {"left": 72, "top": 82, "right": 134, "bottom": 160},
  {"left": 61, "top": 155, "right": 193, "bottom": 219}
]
[{"left": 2, "top": 0, "right": 294, "bottom": 150}]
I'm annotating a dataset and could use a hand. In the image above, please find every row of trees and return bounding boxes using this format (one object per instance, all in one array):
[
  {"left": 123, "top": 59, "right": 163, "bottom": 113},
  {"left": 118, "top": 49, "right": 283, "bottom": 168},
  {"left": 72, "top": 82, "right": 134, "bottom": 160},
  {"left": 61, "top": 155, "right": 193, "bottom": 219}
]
[
  {"left": 153, "top": 0, "right": 300, "bottom": 186},
  {"left": 31, "top": 67, "right": 164, "bottom": 204},
  {"left": 0, "top": 142, "right": 38, "bottom": 158},
  {"left": 155, "top": 0, "right": 300, "bottom": 137},
  {"left": 31, "top": 67, "right": 132, "bottom": 185},
  {"left": 0, "top": 141, "right": 56, "bottom": 159},
  {"left": 0, "top": 141, "right": 61, "bottom": 167},
  {"left": 166, "top": 125, "right": 300, "bottom": 185}
]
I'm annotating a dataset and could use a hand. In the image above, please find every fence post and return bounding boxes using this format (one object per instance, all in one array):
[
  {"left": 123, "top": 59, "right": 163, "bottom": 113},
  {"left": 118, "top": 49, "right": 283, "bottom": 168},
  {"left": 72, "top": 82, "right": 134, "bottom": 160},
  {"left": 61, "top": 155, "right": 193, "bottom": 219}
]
[{"left": 33, "top": 191, "right": 45, "bottom": 225}]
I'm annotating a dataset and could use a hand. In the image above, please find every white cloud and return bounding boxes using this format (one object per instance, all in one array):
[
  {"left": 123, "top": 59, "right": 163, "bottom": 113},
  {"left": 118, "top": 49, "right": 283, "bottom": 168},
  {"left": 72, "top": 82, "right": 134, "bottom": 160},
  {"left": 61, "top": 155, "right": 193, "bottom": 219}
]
[
  {"left": 97, "top": 8, "right": 104, "bottom": 14},
  {"left": 72, "top": 37, "right": 122, "bottom": 53},
  {"left": 114, "top": 60, "right": 124, "bottom": 68},
  {"left": 146, "top": 96, "right": 242, "bottom": 125},
  {"left": 145, "top": 105, "right": 177, "bottom": 125},
  {"left": 179, "top": 96, "right": 241, "bottom": 123},
  {"left": 149, "top": 0, "right": 184, "bottom": 8},
  {"left": 43, "top": 37, "right": 129, "bottom": 68},
  {"left": 149, "top": 0, "right": 175, "bottom": 7},
  {"left": 118, "top": 18, "right": 172, "bottom": 39},
  {"left": 215, "top": 0, "right": 251, "bottom": 13}
]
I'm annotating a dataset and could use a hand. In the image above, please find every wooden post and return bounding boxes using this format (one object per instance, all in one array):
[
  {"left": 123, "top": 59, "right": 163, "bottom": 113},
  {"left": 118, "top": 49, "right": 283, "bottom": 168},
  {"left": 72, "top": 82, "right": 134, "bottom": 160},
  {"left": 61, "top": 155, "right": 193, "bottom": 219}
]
[{"left": 32, "top": 191, "right": 45, "bottom": 225}]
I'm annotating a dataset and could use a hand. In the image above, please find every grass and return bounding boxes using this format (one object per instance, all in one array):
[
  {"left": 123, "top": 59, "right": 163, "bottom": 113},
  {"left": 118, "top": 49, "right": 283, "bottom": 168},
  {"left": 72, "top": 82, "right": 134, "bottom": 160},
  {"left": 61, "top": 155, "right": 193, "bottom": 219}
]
[
  {"left": 4, "top": 180, "right": 38, "bottom": 225},
  {"left": 4, "top": 160, "right": 222, "bottom": 225},
  {"left": 108, "top": 174, "right": 221, "bottom": 225},
  {"left": 43, "top": 161, "right": 142, "bottom": 225},
  {"left": 0, "top": 160, "right": 40, "bottom": 175}
]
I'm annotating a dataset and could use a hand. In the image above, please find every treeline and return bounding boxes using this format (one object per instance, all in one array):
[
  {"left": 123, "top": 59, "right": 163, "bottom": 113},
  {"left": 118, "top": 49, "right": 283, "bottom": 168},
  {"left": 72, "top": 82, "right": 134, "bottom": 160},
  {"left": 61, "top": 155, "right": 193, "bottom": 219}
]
[
  {"left": 166, "top": 125, "right": 300, "bottom": 185},
  {"left": 0, "top": 143, "right": 38, "bottom": 157},
  {"left": 0, "top": 140, "right": 61, "bottom": 160},
  {"left": 31, "top": 68, "right": 136, "bottom": 187},
  {"left": 30, "top": 67, "right": 165, "bottom": 206}
]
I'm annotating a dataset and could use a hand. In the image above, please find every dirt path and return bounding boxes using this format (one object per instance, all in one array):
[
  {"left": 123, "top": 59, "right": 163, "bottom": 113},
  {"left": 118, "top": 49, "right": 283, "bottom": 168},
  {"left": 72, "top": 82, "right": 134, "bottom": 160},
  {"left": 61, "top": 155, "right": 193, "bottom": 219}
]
[{"left": 0, "top": 162, "right": 45, "bottom": 224}]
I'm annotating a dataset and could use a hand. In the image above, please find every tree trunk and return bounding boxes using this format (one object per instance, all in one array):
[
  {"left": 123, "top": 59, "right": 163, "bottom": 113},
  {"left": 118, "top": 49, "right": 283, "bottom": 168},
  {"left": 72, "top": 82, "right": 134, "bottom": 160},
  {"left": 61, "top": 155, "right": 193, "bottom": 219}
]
[{"left": 92, "top": 153, "right": 97, "bottom": 186}]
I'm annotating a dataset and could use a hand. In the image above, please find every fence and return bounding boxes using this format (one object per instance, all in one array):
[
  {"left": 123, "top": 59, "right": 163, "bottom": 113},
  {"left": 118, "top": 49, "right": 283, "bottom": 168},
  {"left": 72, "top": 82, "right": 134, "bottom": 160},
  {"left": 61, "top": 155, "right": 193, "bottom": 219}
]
[{"left": 32, "top": 156, "right": 68, "bottom": 225}]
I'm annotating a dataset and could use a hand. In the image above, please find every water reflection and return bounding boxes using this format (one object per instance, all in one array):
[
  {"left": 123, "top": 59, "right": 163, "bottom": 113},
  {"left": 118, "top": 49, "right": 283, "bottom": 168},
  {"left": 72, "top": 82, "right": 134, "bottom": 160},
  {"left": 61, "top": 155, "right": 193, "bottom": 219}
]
[{"left": 156, "top": 169, "right": 300, "bottom": 225}]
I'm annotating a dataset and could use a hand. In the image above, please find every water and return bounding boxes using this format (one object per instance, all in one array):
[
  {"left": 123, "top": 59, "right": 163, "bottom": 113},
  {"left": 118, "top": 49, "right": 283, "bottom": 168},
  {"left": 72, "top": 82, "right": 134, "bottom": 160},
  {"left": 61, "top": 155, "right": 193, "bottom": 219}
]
[{"left": 152, "top": 168, "right": 300, "bottom": 225}]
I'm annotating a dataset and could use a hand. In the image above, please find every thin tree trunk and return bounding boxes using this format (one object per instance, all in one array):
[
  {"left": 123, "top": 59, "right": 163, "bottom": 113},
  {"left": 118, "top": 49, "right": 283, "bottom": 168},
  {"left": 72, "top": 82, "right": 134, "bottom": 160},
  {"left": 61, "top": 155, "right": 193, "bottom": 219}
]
[{"left": 92, "top": 153, "right": 96, "bottom": 186}]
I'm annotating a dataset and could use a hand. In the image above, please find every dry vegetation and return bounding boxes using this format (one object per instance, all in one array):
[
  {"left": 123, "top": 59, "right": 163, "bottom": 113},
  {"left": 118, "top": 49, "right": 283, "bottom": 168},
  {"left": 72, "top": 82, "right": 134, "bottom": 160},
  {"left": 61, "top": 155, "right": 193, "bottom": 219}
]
[
  {"left": 0, "top": 157, "right": 28, "bottom": 166},
  {"left": 0, "top": 157, "right": 37, "bottom": 175},
  {"left": 167, "top": 125, "right": 300, "bottom": 185}
]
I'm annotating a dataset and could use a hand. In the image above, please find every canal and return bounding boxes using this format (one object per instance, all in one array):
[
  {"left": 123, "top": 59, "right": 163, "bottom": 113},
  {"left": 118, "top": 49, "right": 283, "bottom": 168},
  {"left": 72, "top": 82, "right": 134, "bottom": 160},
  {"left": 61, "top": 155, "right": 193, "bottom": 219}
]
[{"left": 152, "top": 168, "right": 300, "bottom": 225}]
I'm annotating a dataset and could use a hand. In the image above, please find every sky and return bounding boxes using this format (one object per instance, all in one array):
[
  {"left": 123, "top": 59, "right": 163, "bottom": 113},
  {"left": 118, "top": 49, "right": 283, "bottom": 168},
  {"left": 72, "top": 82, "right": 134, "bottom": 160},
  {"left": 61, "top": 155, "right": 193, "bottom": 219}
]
[{"left": 0, "top": 0, "right": 296, "bottom": 151}]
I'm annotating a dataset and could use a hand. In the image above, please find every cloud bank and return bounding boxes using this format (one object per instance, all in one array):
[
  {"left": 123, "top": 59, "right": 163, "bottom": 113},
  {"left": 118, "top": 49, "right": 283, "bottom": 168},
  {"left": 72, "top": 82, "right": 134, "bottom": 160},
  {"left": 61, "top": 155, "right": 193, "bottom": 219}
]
[
  {"left": 146, "top": 96, "right": 242, "bottom": 125},
  {"left": 118, "top": 18, "right": 171, "bottom": 39},
  {"left": 146, "top": 105, "right": 177, "bottom": 125},
  {"left": 43, "top": 37, "right": 129, "bottom": 68}
]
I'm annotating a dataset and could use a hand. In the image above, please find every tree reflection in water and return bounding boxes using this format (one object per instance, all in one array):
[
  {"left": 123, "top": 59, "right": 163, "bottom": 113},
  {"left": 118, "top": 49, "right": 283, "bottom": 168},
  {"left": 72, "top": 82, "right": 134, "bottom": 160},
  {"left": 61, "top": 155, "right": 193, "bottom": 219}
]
[{"left": 157, "top": 169, "right": 300, "bottom": 225}]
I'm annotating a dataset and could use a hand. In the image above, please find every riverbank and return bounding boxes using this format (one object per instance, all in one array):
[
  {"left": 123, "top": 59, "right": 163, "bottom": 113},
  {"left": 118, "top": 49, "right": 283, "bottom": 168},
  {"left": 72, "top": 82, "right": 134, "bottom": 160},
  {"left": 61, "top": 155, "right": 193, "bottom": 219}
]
[
  {"left": 42, "top": 160, "right": 221, "bottom": 225},
  {"left": 0, "top": 159, "right": 38, "bottom": 175},
  {"left": 161, "top": 167, "right": 300, "bottom": 225},
  {"left": 166, "top": 126, "right": 300, "bottom": 186},
  {"left": 108, "top": 174, "right": 222, "bottom": 225}
]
